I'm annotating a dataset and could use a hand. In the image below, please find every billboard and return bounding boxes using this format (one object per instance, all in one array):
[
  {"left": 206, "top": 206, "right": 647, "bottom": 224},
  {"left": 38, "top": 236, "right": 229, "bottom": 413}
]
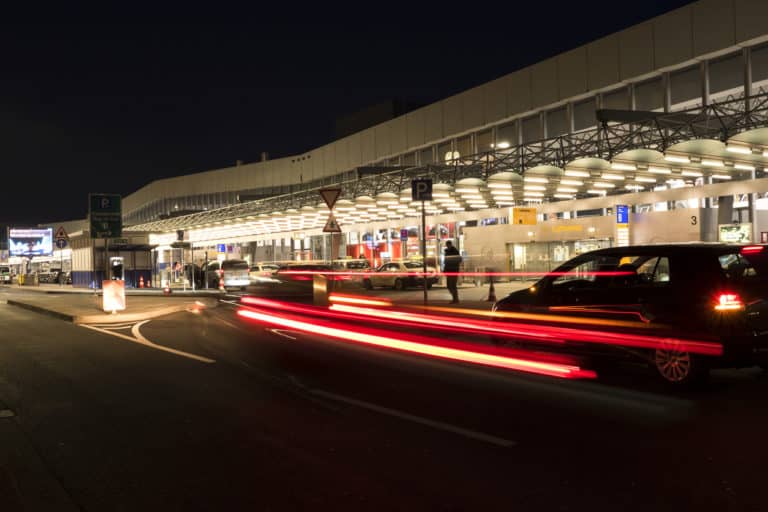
[{"left": 8, "top": 228, "right": 53, "bottom": 257}]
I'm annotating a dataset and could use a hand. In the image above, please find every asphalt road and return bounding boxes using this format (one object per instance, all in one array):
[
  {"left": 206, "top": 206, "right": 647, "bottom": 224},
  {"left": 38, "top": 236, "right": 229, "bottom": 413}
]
[{"left": 0, "top": 298, "right": 767, "bottom": 511}]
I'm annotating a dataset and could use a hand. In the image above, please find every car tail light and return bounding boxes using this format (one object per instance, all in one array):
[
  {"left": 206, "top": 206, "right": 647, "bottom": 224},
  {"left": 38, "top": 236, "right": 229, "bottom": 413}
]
[
  {"left": 741, "top": 245, "right": 764, "bottom": 254},
  {"left": 714, "top": 293, "right": 745, "bottom": 311}
]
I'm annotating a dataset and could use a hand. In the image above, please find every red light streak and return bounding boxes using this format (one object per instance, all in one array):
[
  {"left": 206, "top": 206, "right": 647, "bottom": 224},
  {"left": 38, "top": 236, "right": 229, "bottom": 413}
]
[
  {"left": 236, "top": 307, "right": 595, "bottom": 379},
  {"left": 328, "top": 294, "right": 392, "bottom": 307},
  {"left": 239, "top": 297, "right": 723, "bottom": 357},
  {"left": 741, "top": 245, "right": 764, "bottom": 254}
]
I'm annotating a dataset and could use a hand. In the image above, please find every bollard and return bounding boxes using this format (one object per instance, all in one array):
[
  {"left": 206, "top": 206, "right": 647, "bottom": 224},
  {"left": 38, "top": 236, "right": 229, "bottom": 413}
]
[{"left": 486, "top": 277, "right": 497, "bottom": 302}]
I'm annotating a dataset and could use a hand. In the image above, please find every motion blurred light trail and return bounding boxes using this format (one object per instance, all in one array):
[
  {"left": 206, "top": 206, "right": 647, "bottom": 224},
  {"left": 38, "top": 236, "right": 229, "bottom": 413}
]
[{"left": 236, "top": 306, "right": 595, "bottom": 379}]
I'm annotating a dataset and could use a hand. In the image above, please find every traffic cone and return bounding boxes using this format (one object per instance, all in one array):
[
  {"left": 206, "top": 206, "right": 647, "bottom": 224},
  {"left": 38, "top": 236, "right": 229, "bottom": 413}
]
[
  {"left": 139, "top": 275, "right": 145, "bottom": 288},
  {"left": 486, "top": 278, "right": 497, "bottom": 302}
]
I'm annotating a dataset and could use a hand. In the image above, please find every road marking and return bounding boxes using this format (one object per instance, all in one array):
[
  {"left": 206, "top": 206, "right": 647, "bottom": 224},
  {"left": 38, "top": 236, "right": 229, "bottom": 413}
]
[
  {"left": 81, "top": 321, "right": 215, "bottom": 364},
  {"left": 269, "top": 329, "right": 297, "bottom": 340},
  {"left": 289, "top": 379, "right": 516, "bottom": 448}
]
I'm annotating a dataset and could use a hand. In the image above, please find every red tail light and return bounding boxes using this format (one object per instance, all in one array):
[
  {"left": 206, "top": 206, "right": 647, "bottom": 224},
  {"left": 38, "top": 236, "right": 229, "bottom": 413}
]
[
  {"left": 714, "top": 293, "right": 745, "bottom": 311},
  {"left": 741, "top": 245, "right": 764, "bottom": 254}
]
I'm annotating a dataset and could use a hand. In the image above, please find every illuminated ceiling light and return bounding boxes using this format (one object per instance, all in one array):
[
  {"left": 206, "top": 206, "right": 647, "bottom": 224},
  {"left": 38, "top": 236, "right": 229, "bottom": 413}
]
[
  {"left": 523, "top": 192, "right": 544, "bottom": 197},
  {"left": 648, "top": 166, "right": 671, "bottom": 174},
  {"left": 455, "top": 187, "right": 479, "bottom": 194},
  {"left": 734, "top": 163, "right": 755, "bottom": 171},
  {"left": 560, "top": 179, "right": 583, "bottom": 186},
  {"left": 601, "top": 173, "right": 625, "bottom": 180},
  {"left": 553, "top": 193, "right": 574, "bottom": 199},
  {"left": 564, "top": 169, "right": 590, "bottom": 177},
  {"left": 701, "top": 159, "right": 724, "bottom": 167},
  {"left": 524, "top": 176, "right": 549, "bottom": 183},
  {"left": 681, "top": 170, "right": 703, "bottom": 177},
  {"left": 726, "top": 144, "right": 751, "bottom": 154},
  {"left": 523, "top": 185, "right": 546, "bottom": 191},
  {"left": 487, "top": 182, "right": 512, "bottom": 189},
  {"left": 556, "top": 187, "right": 578, "bottom": 193},
  {"left": 592, "top": 182, "right": 615, "bottom": 188},
  {"left": 625, "top": 184, "right": 644, "bottom": 191},
  {"left": 446, "top": 206, "right": 465, "bottom": 211},
  {"left": 635, "top": 176, "right": 657, "bottom": 183},
  {"left": 460, "top": 194, "right": 485, "bottom": 200},
  {"left": 610, "top": 162, "right": 636, "bottom": 171},
  {"left": 712, "top": 174, "right": 732, "bottom": 180},
  {"left": 494, "top": 141, "right": 511, "bottom": 149},
  {"left": 653, "top": 185, "right": 668, "bottom": 191},
  {"left": 586, "top": 189, "right": 606, "bottom": 195},
  {"left": 490, "top": 188, "right": 515, "bottom": 195},
  {"left": 664, "top": 154, "right": 690, "bottom": 163},
  {"left": 431, "top": 192, "right": 450, "bottom": 198}
]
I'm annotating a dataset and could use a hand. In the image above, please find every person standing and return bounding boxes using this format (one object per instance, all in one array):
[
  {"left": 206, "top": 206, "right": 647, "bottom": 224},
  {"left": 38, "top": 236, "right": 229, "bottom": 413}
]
[{"left": 443, "top": 240, "right": 462, "bottom": 304}]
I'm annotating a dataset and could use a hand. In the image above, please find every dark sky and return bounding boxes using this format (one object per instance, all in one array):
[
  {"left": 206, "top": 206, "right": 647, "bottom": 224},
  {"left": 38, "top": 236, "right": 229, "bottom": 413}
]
[{"left": 0, "top": 2, "right": 695, "bottom": 224}]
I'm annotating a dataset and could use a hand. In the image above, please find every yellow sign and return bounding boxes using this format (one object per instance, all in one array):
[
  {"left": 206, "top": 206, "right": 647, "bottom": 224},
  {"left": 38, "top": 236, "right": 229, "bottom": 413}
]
[
  {"left": 512, "top": 207, "right": 537, "bottom": 225},
  {"left": 551, "top": 225, "right": 583, "bottom": 233}
]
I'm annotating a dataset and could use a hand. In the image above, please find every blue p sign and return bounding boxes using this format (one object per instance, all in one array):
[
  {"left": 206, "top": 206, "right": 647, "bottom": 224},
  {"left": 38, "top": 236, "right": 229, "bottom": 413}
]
[{"left": 411, "top": 178, "right": 433, "bottom": 201}]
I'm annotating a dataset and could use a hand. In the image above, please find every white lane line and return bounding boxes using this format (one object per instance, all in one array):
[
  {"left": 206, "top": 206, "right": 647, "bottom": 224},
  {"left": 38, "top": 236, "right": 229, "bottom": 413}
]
[
  {"left": 81, "top": 321, "right": 215, "bottom": 364},
  {"left": 308, "top": 388, "right": 516, "bottom": 448},
  {"left": 269, "top": 329, "right": 297, "bottom": 340}
]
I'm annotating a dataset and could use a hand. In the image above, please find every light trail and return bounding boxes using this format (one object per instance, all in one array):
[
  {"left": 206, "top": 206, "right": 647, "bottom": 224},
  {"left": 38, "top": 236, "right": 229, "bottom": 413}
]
[{"left": 236, "top": 307, "right": 595, "bottom": 379}]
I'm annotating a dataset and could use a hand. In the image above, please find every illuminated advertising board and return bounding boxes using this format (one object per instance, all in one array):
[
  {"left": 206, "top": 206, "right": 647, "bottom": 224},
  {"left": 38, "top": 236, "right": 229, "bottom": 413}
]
[
  {"left": 8, "top": 228, "right": 53, "bottom": 257},
  {"left": 718, "top": 223, "right": 752, "bottom": 243}
]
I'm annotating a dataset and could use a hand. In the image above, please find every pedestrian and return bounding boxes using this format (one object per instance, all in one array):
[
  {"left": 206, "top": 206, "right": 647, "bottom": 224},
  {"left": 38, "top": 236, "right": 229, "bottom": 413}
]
[{"left": 443, "top": 240, "right": 462, "bottom": 304}]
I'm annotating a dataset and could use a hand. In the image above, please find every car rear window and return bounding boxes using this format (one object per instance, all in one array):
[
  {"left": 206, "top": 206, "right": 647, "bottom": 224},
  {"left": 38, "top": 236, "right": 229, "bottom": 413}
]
[
  {"left": 222, "top": 260, "right": 249, "bottom": 271},
  {"left": 345, "top": 261, "right": 370, "bottom": 270},
  {"left": 404, "top": 261, "right": 423, "bottom": 269},
  {"left": 719, "top": 251, "right": 767, "bottom": 280}
]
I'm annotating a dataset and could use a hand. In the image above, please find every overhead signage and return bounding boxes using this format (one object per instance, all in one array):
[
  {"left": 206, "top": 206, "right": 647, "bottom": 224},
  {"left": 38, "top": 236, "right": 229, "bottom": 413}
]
[
  {"left": 512, "top": 207, "right": 537, "bottom": 225},
  {"left": 323, "top": 214, "right": 342, "bottom": 233},
  {"left": 111, "top": 238, "right": 129, "bottom": 246},
  {"left": 411, "top": 178, "right": 433, "bottom": 201},
  {"left": 9, "top": 228, "right": 53, "bottom": 257},
  {"left": 616, "top": 205, "right": 629, "bottom": 225},
  {"left": 400, "top": 228, "right": 409, "bottom": 241},
  {"left": 89, "top": 193, "right": 123, "bottom": 239},
  {"left": 55, "top": 239, "right": 68, "bottom": 249},
  {"left": 217, "top": 243, "right": 226, "bottom": 253},
  {"left": 319, "top": 188, "right": 342, "bottom": 210}
]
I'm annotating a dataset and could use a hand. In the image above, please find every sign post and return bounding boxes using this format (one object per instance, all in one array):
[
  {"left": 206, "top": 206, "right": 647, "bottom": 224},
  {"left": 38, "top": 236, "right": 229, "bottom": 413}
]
[
  {"left": 89, "top": 193, "right": 122, "bottom": 293},
  {"left": 320, "top": 188, "right": 342, "bottom": 261},
  {"left": 412, "top": 178, "right": 433, "bottom": 306},
  {"left": 54, "top": 226, "right": 69, "bottom": 286}
]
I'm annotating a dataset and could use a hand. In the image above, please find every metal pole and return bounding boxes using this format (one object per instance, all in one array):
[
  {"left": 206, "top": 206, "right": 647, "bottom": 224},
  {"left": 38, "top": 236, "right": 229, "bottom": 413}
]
[
  {"left": 60, "top": 246, "right": 63, "bottom": 286},
  {"left": 421, "top": 200, "right": 427, "bottom": 306}
]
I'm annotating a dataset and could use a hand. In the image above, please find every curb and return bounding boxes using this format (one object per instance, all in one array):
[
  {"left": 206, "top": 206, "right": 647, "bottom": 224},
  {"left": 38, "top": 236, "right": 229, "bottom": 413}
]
[{"left": 6, "top": 298, "right": 218, "bottom": 325}]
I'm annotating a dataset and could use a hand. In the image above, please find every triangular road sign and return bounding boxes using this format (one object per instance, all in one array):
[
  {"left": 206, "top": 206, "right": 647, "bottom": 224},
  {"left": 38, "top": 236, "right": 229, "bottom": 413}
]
[
  {"left": 323, "top": 214, "right": 342, "bottom": 233},
  {"left": 319, "top": 188, "right": 342, "bottom": 209},
  {"left": 55, "top": 226, "right": 69, "bottom": 240}
]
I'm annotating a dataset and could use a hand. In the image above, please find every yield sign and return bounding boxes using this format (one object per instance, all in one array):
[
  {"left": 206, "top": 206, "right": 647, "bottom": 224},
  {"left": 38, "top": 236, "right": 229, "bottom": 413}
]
[
  {"left": 323, "top": 214, "right": 342, "bottom": 233},
  {"left": 319, "top": 188, "right": 342, "bottom": 209},
  {"left": 55, "top": 226, "right": 69, "bottom": 240}
]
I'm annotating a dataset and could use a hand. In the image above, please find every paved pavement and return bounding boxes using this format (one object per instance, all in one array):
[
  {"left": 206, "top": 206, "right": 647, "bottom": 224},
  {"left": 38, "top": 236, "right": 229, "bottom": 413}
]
[
  {"left": 0, "top": 279, "right": 531, "bottom": 325},
  {"left": 0, "top": 286, "right": 218, "bottom": 324}
]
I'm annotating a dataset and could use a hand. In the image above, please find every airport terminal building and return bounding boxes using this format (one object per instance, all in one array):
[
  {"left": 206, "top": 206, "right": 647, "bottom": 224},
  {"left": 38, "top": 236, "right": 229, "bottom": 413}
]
[{"left": 30, "top": 0, "right": 768, "bottom": 286}]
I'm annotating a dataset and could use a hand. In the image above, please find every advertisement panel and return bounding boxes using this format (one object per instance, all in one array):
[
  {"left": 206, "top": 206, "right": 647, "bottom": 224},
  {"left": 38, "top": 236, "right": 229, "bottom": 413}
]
[
  {"left": 718, "top": 223, "right": 752, "bottom": 243},
  {"left": 8, "top": 228, "right": 53, "bottom": 257}
]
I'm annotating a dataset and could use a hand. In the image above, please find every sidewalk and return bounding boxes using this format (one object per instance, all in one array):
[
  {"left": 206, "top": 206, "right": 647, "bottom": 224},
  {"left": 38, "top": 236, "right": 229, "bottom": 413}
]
[
  {"left": 1, "top": 288, "right": 218, "bottom": 324},
  {"left": 7, "top": 283, "right": 222, "bottom": 296}
]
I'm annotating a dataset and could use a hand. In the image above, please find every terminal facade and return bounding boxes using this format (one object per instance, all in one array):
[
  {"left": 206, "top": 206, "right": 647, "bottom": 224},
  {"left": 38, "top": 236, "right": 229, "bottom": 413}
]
[{"left": 16, "top": 0, "right": 768, "bottom": 286}]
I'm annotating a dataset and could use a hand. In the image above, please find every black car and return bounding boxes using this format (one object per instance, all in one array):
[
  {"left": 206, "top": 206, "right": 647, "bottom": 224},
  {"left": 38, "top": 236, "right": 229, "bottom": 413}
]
[{"left": 493, "top": 243, "right": 768, "bottom": 386}]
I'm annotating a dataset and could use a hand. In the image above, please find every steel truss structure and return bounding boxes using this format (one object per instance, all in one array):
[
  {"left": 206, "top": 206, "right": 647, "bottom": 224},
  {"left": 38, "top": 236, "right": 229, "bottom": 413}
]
[{"left": 128, "top": 90, "right": 768, "bottom": 233}]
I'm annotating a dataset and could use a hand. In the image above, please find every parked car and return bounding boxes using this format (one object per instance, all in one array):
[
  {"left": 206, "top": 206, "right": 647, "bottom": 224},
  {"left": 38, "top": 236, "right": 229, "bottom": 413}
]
[
  {"left": 203, "top": 259, "right": 250, "bottom": 290},
  {"left": 249, "top": 262, "right": 280, "bottom": 284},
  {"left": 0, "top": 265, "right": 11, "bottom": 285},
  {"left": 362, "top": 261, "right": 438, "bottom": 291},
  {"left": 492, "top": 243, "right": 768, "bottom": 386},
  {"left": 247, "top": 263, "right": 334, "bottom": 297},
  {"left": 331, "top": 258, "right": 372, "bottom": 287}
]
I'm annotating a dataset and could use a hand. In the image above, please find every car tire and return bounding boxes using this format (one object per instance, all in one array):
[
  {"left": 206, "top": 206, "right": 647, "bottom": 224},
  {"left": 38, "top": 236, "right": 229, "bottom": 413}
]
[
  {"left": 653, "top": 344, "right": 709, "bottom": 388},
  {"left": 393, "top": 278, "right": 404, "bottom": 291},
  {"left": 363, "top": 279, "right": 373, "bottom": 290}
]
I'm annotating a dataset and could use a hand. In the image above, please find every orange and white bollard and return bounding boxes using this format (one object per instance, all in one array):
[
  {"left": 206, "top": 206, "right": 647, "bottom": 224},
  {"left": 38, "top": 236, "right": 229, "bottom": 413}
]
[
  {"left": 139, "top": 275, "right": 145, "bottom": 288},
  {"left": 218, "top": 269, "right": 225, "bottom": 292}
]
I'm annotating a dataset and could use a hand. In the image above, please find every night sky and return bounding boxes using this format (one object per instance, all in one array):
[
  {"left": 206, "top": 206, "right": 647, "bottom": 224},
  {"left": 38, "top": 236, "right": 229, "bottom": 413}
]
[{"left": 0, "top": 2, "right": 695, "bottom": 224}]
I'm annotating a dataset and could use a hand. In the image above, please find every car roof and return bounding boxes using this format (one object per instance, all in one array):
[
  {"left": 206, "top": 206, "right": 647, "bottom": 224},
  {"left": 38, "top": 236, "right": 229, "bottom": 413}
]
[{"left": 583, "top": 243, "right": 764, "bottom": 257}]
